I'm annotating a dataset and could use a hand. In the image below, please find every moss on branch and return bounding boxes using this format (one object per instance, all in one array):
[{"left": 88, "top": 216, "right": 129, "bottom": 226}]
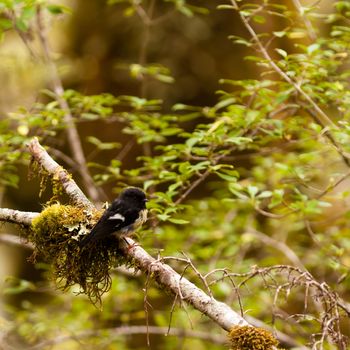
[{"left": 29, "top": 203, "right": 131, "bottom": 305}]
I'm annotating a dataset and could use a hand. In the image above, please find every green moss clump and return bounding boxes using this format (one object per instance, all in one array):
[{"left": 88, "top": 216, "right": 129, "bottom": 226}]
[
  {"left": 228, "top": 326, "right": 279, "bottom": 350},
  {"left": 29, "top": 204, "right": 128, "bottom": 305}
]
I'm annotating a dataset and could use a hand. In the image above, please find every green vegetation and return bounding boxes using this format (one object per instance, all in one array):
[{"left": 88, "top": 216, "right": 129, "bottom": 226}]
[{"left": 1, "top": 0, "right": 350, "bottom": 349}]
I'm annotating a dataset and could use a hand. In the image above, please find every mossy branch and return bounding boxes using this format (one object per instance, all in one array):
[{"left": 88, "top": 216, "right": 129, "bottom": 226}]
[
  {"left": 0, "top": 138, "right": 287, "bottom": 348},
  {"left": 0, "top": 206, "right": 249, "bottom": 330}
]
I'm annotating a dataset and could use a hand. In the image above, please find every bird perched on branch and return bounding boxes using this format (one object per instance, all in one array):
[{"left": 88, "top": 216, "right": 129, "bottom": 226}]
[{"left": 79, "top": 188, "right": 148, "bottom": 247}]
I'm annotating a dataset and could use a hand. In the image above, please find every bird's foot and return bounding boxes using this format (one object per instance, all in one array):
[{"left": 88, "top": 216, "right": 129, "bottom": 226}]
[{"left": 122, "top": 237, "right": 140, "bottom": 251}]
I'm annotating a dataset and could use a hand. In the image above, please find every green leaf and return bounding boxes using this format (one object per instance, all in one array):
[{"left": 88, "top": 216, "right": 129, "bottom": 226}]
[
  {"left": 273, "top": 31, "right": 287, "bottom": 38},
  {"left": 216, "top": 171, "right": 238, "bottom": 182},
  {"left": 144, "top": 180, "right": 155, "bottom": 191},
  {"left": 157, "top": 213, "right": 170, "bottom": 221},
  {"left": 228, "top": 183, "right": 247, "bottom": 199},
  {"left": 124, "top": 6, "right": 135, "bottom": 17},
  {"left": 168, "top": 218, "right": 190, "bottom": 224},
  {"left": 15, "top": 18, "right": 28, "bottom": 32},
  {"left": 107, "top": 0, "right": 128, "bottom": 4},
  {"left": 275, "top": 48, "right": 287, "bottom": 58},
  {"left": 4, "top": 277, "right": 36, "bottom": 295},
  {"left": 226, "top": 136, "right": 252, "bottom": 145},
  {"left": 257, "top": 191, "right": 273, "bottom": 199},
  {"left": 156, "top": 74, "right": 175, "bottom": 84},
  {"left": 47, "top": 4, "right": 72, "bottom": 15},
  {"left": 0, "top": 18, "right": 12, "bottom": 30},
  {"left": 247, "top": 185, "right": 259, "bottom": 198},
  {"left": 217, "top": 5, "right": 235, "bottom": 10},
  {"left": 307, "top": 43, "right": 320, "bottom": 54},
  {"left": 252, "top": 15, "right": 266, "bottom": 24}
]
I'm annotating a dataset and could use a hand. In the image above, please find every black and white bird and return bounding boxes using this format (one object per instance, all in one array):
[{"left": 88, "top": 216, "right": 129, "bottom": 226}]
[{"left": 79, "top": 188, "right": 148, "bottom": 247}]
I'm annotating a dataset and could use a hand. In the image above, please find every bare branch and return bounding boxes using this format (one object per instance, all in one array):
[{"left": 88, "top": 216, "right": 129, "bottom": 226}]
[
  {"left": 0, "top": 208, "right": 248, "bottom": 331},
  {"left": 0, "top": 208, "right": 38, "bottom": 226},
  {"left": 122, "top": 239, "right": 249, "bottom": 330}
]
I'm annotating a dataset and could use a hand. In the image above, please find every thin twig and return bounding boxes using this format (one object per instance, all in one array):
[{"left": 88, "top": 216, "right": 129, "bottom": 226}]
[
  {"left": 291, "top": 0, "right": 317, "bottom": 40},
  {"left": 35, "top": 6, "right": 101, "bottom": 202},
  {"left": 136, "top": 0, "right": 156, "bottom": 158},
  {"left": 167, "top": 294, "right": 179, "bottom": 336},
  {"left": 0, "top": 233, "right": 34, "bottom": 249},
  {"left": 48, "top": 147, "right": 77, "bottom": 169},
  {"left": 6, "top": 9, "right": 38, "bottom": 59},
  {"left": 143, "top": 269, "right": 153, "bottom": 346},
  {"left": 229, "top": 0, "right": 350, "bottom": 172},
  {"left": 175, "top": 170, "right": 211, "bottom": 205},
  {"left": 230, "top": 0, "right": 335, "bottom": 128},
  {"left": 181, "top": 252, "right": 214, "bottom": 298},
  {"left": 248, "top": 229, "right": 306, "bottom": 270},
  {"left": 304, "top": 107, "right": 350, "bottom": 167},
  {"left": 116, "top": 139, "right": 136, "bottom": 161}
]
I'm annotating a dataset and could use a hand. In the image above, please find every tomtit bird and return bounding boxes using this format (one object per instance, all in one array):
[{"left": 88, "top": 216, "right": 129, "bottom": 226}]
[{"left": 79, "top": 188, "right": 148, "bottom": 247}]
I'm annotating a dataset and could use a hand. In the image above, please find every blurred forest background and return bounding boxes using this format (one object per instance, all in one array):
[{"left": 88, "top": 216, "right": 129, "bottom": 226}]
[{"left": 1, "top": 0, "right": 350, "bottom": 349}]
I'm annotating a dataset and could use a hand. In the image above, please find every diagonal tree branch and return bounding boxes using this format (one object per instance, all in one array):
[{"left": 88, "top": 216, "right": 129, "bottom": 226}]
[
  {"left": 3, "top": 138, "right": 250, "bottom": 332},
  {"left": 0, "top": 216, "right": 304, "bottom": 348},
  {"left": 122, "top": 238, "right": 248, "bottom": 330},
  {"left": 28, "top": 138, "right": 94, "bottom": 210},
  {"left": 230, "top": 0, "right": 336, "bottom": 130},
  {"left": 0, "top": 207, "right": 248, "bottom": 331},
  {"left": 229, "top": 0, "right": 350, "bottom": 170}
]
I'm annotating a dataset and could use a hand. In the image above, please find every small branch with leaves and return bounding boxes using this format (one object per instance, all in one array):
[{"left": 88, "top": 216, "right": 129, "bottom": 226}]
[{"left": 229, "top": 0, "right": 350, "bottom": 169}]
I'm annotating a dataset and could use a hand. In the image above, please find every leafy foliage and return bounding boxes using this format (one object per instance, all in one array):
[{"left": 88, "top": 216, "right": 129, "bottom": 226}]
[{"left": 1, "top": 0, "right": 350, "bottom": 349}]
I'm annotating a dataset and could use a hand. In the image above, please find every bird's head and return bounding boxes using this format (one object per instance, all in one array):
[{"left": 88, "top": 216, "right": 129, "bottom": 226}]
[{"left": 120, "top": 188, "right": 148, "bottom": 208}]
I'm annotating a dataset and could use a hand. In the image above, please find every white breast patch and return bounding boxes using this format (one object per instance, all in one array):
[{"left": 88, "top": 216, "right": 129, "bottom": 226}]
[
  {"left": 108, "top": 213, "right": 125, "bottom": 221},
  {"left": 134, "top": 209, "right": 148, "bottom": 227}
]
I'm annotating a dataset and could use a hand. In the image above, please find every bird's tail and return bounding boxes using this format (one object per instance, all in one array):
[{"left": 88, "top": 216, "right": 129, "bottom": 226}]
[{"left": 79, "top": 231, "right": 96, "bottom": 248}]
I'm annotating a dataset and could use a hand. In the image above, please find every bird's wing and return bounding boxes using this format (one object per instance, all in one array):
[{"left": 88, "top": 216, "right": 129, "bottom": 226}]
[{"left": 79, "top": 200, "right": 126, "bottom": 247}]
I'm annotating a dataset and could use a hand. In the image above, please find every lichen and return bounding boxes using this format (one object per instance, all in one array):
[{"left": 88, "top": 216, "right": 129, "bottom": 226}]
[
  {"left": 228, "top": 326, "right": 279, "bottom": 350},
  {"left": 29, "top": 203, "right": 130, "bottom": 306}
]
